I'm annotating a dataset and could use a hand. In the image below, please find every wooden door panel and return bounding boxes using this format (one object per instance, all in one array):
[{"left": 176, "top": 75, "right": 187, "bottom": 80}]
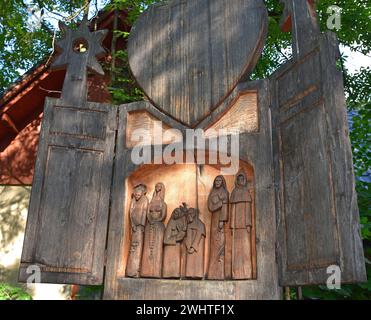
[
  {"left": 19, "top": 98, "right": 117, "bottom": 285},
  {"left": 271, "top": 32, "right": 366, "bottom": 285}
]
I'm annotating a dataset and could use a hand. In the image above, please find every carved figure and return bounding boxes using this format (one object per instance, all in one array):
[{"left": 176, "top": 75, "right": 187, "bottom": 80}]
[
  {"left": 162, "top": 204, "right": 188, "bottom": 278},
  {"left": 206, "top": 175, "right": 229, "bottom": 280},
  {"left": 184, "top": 208, "right": 206, "bottom": 279},
  {"left": 230, "top": 170, "right": 253, "bottom": 279},
  {"left": 126, "top": 184, "right": 148, "bottom": 278},
  {"left": 141, "top": 183, "right": 167, "bottom": 278}
]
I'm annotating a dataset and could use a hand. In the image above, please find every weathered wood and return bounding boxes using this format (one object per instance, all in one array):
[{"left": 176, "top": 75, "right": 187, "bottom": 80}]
[
  {"left": 205, "top": 92, "right": 259, "bottom": 136},
  {"left": 162, "top": 205, "right": 188, "bottom": 279},
  {"left": 103, "top": 80, "right": 281, "bottom": 299},
  {"left": 206, "top": 175, "right": 229, "bottom": 280},
  {"left": 230, "top": 169, "right": 254, "bottom": 280},
  {"left": 128, "top": 0, "right": 268, "bottom": 127},
  {"left": 140, "top": 182, "right": 167, "bottom": 278},
  {"left": 19, "top": 98, "right": 117, "bottom": 285},
  {"left": 280, "top": 0, "right": 320, "bottom": 59},
  {"left": 270, "top": 32, "right": 366, "bottom": 286},
  {"left": 126, "top": 111, "right": 183, "bottom": 148},
  {"left": 125, "top": 184, "right": 148, "bottom": 278},
  {"left": 51, "top": 19, "right": 108, "bottom": 106},
  {"left": 320, "top": 32, "right": 366, "bottom": 284},
  {"left": 184, "top": 208, "right": 206, "bottom": 279}
]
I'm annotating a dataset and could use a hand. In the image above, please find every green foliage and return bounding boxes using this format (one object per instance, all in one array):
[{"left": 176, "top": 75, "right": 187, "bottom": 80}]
[
  {"left": 316, "top": 0, "right": 371, "bottom": 55},
  {"left": 0, "top": 283, "right": 32, "bottom": 300},
  {"left": 351, "top": 106, "right": 371, "bottom": 180},
  {"left": 346, "top": 67, "right": 371, "bottom": 109},
  {"left": 105, "top": 46, "right": 145, "bottom": 104},
  {"left": 105, "top": 0, "right": 158, "bottom": 104},
  {"left": 107, "top": 0, "right": 158, "bottom": 24},
  {"left": 75, "top": 285, "right": 103, "bottom": 300},
  {"left": 251, "top": 0, "right": 291, "bottom": 79},
  {"left": 0, "top": 0, "right": 88, "bottom": 94}
]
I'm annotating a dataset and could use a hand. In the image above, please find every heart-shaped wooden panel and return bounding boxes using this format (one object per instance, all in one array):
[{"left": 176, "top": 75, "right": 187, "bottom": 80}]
[{"left": 128, "top": 0, "right": 267, "bottom": 127}]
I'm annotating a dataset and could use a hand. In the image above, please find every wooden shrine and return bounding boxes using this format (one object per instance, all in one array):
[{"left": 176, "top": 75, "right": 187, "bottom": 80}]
[{"left": 19, "top": 0, "right": 366, "bottom": 300}]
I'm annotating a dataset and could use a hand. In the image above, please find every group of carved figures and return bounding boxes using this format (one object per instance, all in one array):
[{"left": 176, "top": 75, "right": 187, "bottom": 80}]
[{"left": 125, "top": 169, "right": 254, "bottom": 280}]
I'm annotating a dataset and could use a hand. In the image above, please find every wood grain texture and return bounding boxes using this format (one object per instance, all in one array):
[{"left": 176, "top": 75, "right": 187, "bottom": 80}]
[
  {"left": 19, "top": 98, "right": 117, "bottom": 285},
  {"left": 206, "top": 175, "right": 229, "bottom": 280},
  {"left": 270, "top": 32, "right": 366, "bottom": 286},
  {"left": 280, "top": 0, "right": 320, "bottom": 59},
  {"left": 128, "top": 0, "right": 267, "bottom": 127},
  {"left": 126, "top": 110, "right": 182, "bottom": 148},
  {"left": 205, "top": 92, "right": 258, "bottom": 137},
  {"left": 184, "top": 208, "right": 206, "bottom": 279},
  {"left": 103, "top": 80, "right": 281, "bottom": 299}
]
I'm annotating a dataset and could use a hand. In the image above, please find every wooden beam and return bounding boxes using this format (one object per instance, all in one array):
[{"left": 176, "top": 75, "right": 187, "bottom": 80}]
[{"left": 280, "top": 0, "right": 320, "bottom": 58}]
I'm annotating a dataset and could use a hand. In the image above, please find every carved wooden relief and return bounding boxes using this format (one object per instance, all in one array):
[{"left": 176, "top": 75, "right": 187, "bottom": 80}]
[
  {"left": 126, "top": 184, "right": 148, "bottom": 278},
  {"left": 230, "top": 170, "right": 254, "bottom": 279},
  {"left": 184, "top": 208, "right": 206, "bottom": 279},
  {"left": 141, "top": 182, "right": 167, "bottom": 278},
  {"left": 123, "top": 166, "right": 256, "bottom": 281},
  {"left": 206, "top": 175, "right": 229, "bottom": 280},
  {"left": 163, "top": 205, "right": 188, "bottom": 278}
]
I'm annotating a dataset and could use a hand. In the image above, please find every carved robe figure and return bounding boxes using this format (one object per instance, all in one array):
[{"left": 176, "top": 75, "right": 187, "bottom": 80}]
[
  {"left": 230, "top": 170, "right": 253, "bottom": 279},
  {"left": 206, "top": 175, "right": 229, "bottom": 280},
  {"left": 162, "top": 205, "right": 188, "bottom": 278},
  {"left": 184, "top": 208, "right": 206, "bottom": 279},
  {"left": 126, "top": 184, "right": 148, "bottom": 278},
  {"left": 141, "top": 183, "right": 167, "bottom": 278}
]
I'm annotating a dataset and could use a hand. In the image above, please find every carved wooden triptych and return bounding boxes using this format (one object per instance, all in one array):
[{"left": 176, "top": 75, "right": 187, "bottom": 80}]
[{"left": 18, "top": 0, "right": 366, "bottom": 300}]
